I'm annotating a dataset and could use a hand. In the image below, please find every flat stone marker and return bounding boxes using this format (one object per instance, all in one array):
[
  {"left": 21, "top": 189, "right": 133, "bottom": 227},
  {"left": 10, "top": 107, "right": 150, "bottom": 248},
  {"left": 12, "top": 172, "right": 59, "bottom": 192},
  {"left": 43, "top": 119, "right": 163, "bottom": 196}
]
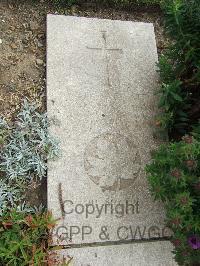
[
  {"left": 54, "top": 241, "right": 177, "bottom": 266},
  {"left": 47, "top": 15, "right": 170, "bottom": 246}
]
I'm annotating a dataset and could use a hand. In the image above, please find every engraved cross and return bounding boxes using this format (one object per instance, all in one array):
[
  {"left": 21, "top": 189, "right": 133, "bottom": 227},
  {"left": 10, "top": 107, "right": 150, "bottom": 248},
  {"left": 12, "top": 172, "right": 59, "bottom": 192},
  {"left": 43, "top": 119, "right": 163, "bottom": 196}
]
[
  {"left": 86, "top": 31, "right": 123, "bottom": 89},
  {"left": 86, "top": 31, "right": 123, "bottom": 55}
]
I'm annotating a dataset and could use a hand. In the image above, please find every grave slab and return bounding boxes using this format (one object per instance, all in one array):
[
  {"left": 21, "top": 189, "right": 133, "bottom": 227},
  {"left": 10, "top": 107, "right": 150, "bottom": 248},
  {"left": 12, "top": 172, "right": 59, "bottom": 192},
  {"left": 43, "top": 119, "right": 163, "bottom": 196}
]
[
  {"left": 53, "top": 241, "right": 177, "bottom": 266},
  {"left": 47, "top": 15, "right": 169, "bottom": 245}
]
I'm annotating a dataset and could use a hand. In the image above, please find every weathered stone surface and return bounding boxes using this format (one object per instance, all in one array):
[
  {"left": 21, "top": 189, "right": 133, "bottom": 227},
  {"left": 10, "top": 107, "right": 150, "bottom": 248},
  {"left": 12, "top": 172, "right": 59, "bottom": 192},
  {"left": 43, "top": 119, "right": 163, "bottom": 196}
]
[
  {"left": 53, "top": 241, "right": 177, "bottom": 266},
  {"left": 47, "top": 15, "right": 169, "bottom": 245}
]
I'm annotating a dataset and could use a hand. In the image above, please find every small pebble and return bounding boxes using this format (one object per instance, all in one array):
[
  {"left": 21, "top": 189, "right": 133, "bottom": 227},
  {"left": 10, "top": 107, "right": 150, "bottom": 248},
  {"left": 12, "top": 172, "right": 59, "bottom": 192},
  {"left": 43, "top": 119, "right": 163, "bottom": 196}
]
[
  {"left": 37, "top": 41, "right": 43, "bottom": 47},
  {"left": 36, "top": 58, "right": 44, "bottom": 66},
  {"left": 11, "top": 43, "right": 17, "bottom": 49}
]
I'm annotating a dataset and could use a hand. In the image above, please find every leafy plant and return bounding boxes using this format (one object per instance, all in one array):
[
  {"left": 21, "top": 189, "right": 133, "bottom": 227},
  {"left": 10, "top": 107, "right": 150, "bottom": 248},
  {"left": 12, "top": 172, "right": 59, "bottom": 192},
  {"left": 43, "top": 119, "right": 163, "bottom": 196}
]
[
  {"left": 149, "top": 1, "right": 200, "bottom": 264},
  {"left": 0, "top": 100, "right": 59, "bottom": 183},
  {"left": 0, "top": 99, "right": 61, "bottom": 265},
  {"left": 146, "top": 134, "right": 200, "bottom": 265},
  {"left": 0, "top": 182, "right": 21, "bottom": 216},
  {"left": 0, "top": 209, "right": 59, "bottom": 266},
  {"left": 156, "top": 76, "right": 189, "bottom": 136},
  {"left": 156, "top": 0, "right": 200, "bottom": 139},
  {"left": 0, "top": 99, "right": 58, "bottom": 218}
]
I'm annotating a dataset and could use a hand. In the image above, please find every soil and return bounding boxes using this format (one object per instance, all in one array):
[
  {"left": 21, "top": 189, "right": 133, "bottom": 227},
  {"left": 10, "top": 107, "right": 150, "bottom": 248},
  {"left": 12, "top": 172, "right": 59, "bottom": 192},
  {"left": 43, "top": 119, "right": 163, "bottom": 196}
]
[{"left": 0, "top": 0, "right": 166, "bottom": 207}]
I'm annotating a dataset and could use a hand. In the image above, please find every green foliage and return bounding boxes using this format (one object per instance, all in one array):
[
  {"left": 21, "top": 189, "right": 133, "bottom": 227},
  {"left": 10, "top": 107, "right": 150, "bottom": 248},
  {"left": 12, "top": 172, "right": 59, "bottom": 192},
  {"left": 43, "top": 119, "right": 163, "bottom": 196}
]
[
  {"left": 150, "top": 2, "right": 200, "bottom": 263},
  {"left": 156, "top": 77, "right": 189, "bottom": 134},
  {"left": 0, "top": 209, "right": 59, "bottom": 266},
  {"left": 192, "top": 122, "right": 200, "bottom": 141},
  {"left": 146, "top": 135, "right": 200, "bottom": 265},
  {"left": 157, "top": 0, "right": 200, "bottom": 138}
]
